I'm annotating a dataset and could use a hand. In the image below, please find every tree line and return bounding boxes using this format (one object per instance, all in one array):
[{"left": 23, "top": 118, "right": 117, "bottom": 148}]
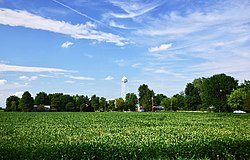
[{"left": 5, "top": 73, "right": 250, "bottom": 112}]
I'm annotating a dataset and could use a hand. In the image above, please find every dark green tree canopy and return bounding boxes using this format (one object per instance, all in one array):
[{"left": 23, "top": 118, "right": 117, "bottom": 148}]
[
  {"left": 99, "top": 97, "right": 107, "bottom": 111},
  {"left": 91, "top": 95, "right": 100, "bottom": 111},
  {"left": 154, "top": 93, "right": 167, "bottom": 106},
  {"left": 125, "top": 93, "right": 138, "bottom": 111},
  {"left": 138, "top": 84, "right": 154, "bottom": 111},
  {"left": 6, "top": 95, "right": 20, "bottom": 111},
  {"left": 19, "top": 91, "right": 34, "bottom": 112},
  {"left": 185, "top": 83, "right": 201, "bottom": 111},
  {"left": 203, "top": 73, "right": 238, "bottom": 112},
  {"left": 34, "top": 92, "right": 50, "bottom": 105}
]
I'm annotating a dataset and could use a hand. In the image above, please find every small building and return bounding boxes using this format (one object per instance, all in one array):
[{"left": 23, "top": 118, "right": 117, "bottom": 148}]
[
  {"left": 152, "top": 105, "right": 164, "bottom": 112},
  {"left": 33, "top": 105, "right": 51, "bottom": 112}
]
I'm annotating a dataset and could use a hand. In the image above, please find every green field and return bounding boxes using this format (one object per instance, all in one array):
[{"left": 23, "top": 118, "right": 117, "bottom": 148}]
[{"left": 0, "top": 112, "right": 249, "bottom": 159}]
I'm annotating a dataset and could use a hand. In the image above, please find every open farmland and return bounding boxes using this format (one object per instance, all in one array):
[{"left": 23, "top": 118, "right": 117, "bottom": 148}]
[{"left": 0, "top": 112, "right": 249, "bottom": 159}]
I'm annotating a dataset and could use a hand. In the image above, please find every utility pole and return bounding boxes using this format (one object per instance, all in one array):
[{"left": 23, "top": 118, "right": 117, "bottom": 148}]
[{"left": 152, "top": 95, "right": 154, "bottom": 112}]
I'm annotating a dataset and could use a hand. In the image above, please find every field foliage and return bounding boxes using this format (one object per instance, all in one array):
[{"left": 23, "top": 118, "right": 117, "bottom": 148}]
[{"left": 0, "top": 112, "right": 249, "bottom": 159}]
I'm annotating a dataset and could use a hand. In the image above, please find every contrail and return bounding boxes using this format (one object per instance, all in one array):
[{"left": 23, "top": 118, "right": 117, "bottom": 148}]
[{"left": 52, "top": 0, "right": 126, "bottom": 36}]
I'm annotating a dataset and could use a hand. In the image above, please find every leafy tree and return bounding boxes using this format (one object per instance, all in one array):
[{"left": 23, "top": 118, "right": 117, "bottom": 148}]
[
  {"left": 227, "top": 88, "right": 247, "bottom": 111},
  {"left": 6, "top": 95, "right": 20, "bottom": 111},
  {"left": 185, "top": 83, "right": 201, "bottom": 110},
  {"left": 125, "top": 93, "right": 138, "bottom": 111},
  {"left": 50, "top": 93, "right": 63, "bottom": 111},
  {"left": 170, "top": 97, "right": 179, "bottom": 111},
  {"left": 19, "top": 91, "right": 34, "bottom": 112},
  {"left": 60, "top": 94, "right": 75, "bottom": 111},
  {"left": 74, "top": 95, "right": 85, "bottom": 111},
  {"left": 108, "top": 100, "right": 115, "bottom": 111},
  {"left": 74, "top": 95, "right": 89, "bottom": 112},
  {"left": 238, "top": 80, "right": 250, "bottom": 112},
  {"left": 243, "top": 92, "right": 250, "bottom": 112},
  {"left": 66, "top": 102, "right": 75, "bottom": 111},
  {"left": 239, "top": 80, "right": 250, "bottom": 90},
  {"left": 154, "top": 93, "right": 167, "bottom": 106},
  {"left": 34, "top": 92, "right": 50, "bottom": 105},
  {"left": 138, "top": 84, "right": 154, "bottom": 111},
  {"left": 115, "top": 98, "right": 125, "bottom": 111},
  {"left": 202, "top": 73, "right": 238, "bottom": 112},
  {"left": 99, "top": 97, "right": 107, "bottom": 111},
  {"left": 161, "top": 97, "right": 171, "bottom": 111},
  {"left": 91, "top": 95, "right": 100, "bottom": 111},
  {"left": 173, "top": 92, "right": 185, "bottom": 110}
]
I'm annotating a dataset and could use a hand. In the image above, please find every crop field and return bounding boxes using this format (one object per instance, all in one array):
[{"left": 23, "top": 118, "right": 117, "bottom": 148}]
[{"left": 0, "top": 112, "right": 249, "bottom": 159}]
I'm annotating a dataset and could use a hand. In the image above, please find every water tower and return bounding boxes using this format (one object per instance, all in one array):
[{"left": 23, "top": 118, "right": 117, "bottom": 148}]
[{"left": 121, "top": 76, "right": 128, "bottom": 99}]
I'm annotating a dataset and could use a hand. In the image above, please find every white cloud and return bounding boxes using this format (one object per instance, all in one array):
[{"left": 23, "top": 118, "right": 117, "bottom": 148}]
[
  {"left": 66, "top": 75, "right": 95, "bottom": 81},
  {"left": 29, "top": 76, "right": 38, "bottom": 81},
  {"left": 61, "top": 41, "right": 73, "bottom": 48},
  {"left": 108, "top": 0, "right": 161, "bottom": 18},
  {"left": 109, "top": 21, "right": 128, "bottom": 29},
  {"left": 114, "top": 59, "right": 127, "bottom": 67},
  {"left": 0, "top": 79, "right": 7, "bottom": 85},
  {"left": 149, "top": 43, "right": 172, "bottom": 52},
  {"left": 0, "top": 8, "right": 128, "bottom": 46},
  {"left": 104, "top": 76, "right": 114, "bottom": 80},
  {"left": 19, "top": 76, "right": 29, "bottom": 80},
  {"left": 13, "top": 91, "right": 24, "bottom": 98},
  {"left": 39, "top": 74, "right": 55, "bottom": 78},
  {"left": 64, "top": 80, "right": 75, "bottom": 84},
  {"left": 0, "top": 63, "right": 73, "bottom": 73}
]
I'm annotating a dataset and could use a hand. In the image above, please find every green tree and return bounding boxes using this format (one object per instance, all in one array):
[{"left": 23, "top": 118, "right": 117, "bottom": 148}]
[
  {"left": 125, "top": 93, "right": 138, "bottom": 111},
  {"left": 34, "top": 92, "right": 50, "bottom": 105},
  {"left": 115, "top": 98, "right": 125, "bottom": 111},
  {"left": 6, "top": 95, "right": 20, "bottom": 111},
  {"left": 108, "top": 100, "right": 115, "bottom": 111},
  {"left": 99, "top": 97, "right": 107, "bottom": 111},
  {"left": 154, "top": 93, "right": 167, "bottom": 106},
  {"left": 185, "top": 83, "right": 201, "bottom": 110},
  {"left": 50, "top": 93, "right": 63, "bottom": 111},
  {"left": 138, "top": 84, "right": 154, "bottom": 111},
  {"left": 173, "top": 92, "right": 185, "bottom": 110},
  {"left": 202, "top": 73, "right": 238, "bottom": 112},
  {"left": 243, "top": 92, "right": 250, "bottom": 112},
  {"left": 19, "top": 91, "right": 34, "bottom": 112},
  {"left": 91, "top": 95, "right": 100, "bottom": 111},
  {"left": 74, "top": 95, "right": 89, "bottom": 112},
  {"left": 60, "top": 94, "right": 75, "bottom": 111},
  {"left": 227, "top": 88, "right": 247, "bottom": 111},
  {"left": 65, "top": 102, "right": 75, "bottom": 111},
  {"left": 161, "top": 97, "right": 171, "bottom": 111}
]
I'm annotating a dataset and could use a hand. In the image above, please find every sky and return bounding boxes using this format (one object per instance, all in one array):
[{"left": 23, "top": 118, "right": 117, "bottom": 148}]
[{"left": 0, "top": 0, "right": 250, "bottom": 108}]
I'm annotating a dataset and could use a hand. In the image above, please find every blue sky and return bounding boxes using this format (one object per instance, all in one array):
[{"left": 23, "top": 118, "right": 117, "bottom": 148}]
[{"left": 0, "top": 0, "right": 250, "bottom": 108}]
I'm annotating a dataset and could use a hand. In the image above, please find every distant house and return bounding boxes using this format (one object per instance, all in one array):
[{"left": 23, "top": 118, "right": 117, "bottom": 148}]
[
  {"left": 152, "top": 105, "right": 164, "bottom": 112},
  {"left": 33, "top": 105, "right": 50, "bottom": 112}
]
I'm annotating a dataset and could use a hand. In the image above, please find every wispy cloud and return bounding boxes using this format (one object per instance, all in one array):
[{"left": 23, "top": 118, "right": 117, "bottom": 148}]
[
  {"left": 109, "top": 21, "right": 128, "bottom": 29},
  {"left": 13, "top": 91, "right": 26, "bottom": 98},
  {"left": 0, "top": 79, "right": 7, "bottom": 85},
  {"left": 104, "top": 76, "right": 114, "bottom": 80},
  {"left": 19, "top": 76, "right": 38, "bottom": 81},
  {"left": 108, "top": 0, "right": 161, "bottom": 18},
  {"left": 132, "top": 0, "right": 250, "bottom": 83},
  {"left": 64, "top": 80, "right": 75, "bottom": 84},
  {"left": 61, "top": 41, "right": 73, "bottom": 48},
  {"left": 114, "top": 59, "right": 127, "bottom": 67},
  {"left": 149, "top": 43, "right": 172, "bottom": 52},
  {"left": 0, "top": 8, "right": 128, "bottom": 46},
  {"left": 66, "top": 75, "right": 95, "bottom": 81},
  {"left": 39, "top": 74, "right": 55, "bottom": 78},
  {"left": 0, "top": 63, "right": 72, "bottom": 73}
]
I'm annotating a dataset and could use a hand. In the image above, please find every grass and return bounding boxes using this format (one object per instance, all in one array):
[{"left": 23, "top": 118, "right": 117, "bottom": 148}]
[{"left": 0, "top": 112, "right": 249, "bottom": 159}]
